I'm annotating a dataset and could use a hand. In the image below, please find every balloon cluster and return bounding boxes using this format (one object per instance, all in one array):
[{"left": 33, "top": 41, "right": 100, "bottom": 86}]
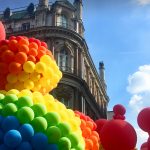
[
  {"left": 0, "top": 115, "right": 61, "bottom": 150},
  {"left": 0, "top": 36, "right": 62, "bottom": 93},
  {"left": 0, "top": 89, "right": 84, "bottom": 150},
  {"left": 0, "top": 22, "right": 87, "bottom": 150},
  {"left": 75, "top": 111, "right": 100, "bottom": 150},
  {"left": 137, "top": 107, "right": 150, "bottom": 150},
  {"left": 95, "top": 104, "right": 137, "bottom": 150}
]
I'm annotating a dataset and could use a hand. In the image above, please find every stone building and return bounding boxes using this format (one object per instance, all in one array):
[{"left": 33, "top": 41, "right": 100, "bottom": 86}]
[{"left": 0, "top": 0, "right": 109, "bottom": 119}]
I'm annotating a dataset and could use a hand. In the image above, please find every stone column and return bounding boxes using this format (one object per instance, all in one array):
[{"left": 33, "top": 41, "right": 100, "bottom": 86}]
[{"left": 74, "top": 47, "right": 79, "bottom": 76}]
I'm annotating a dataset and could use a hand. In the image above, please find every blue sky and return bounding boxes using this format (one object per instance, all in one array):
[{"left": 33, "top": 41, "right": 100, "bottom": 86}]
[{"left": 1, "top": 0, "right": 150, "bottom": 148}]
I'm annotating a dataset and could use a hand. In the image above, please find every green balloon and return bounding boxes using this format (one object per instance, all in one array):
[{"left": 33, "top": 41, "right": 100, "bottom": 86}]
[
  {"left": 58, "top": 137, "right": 71, "bottom": 150},
  {"left": 67, "top": 133, "right": 80, "bottom": 148},
  {"left": 0, "top": 103, "right": 3, "bottom": 113},
  {"left": 2, "top": 103, "right": 17, "bottom": 116},
  {"left": 44, "top": 112, "right": 60, "bottom": 126},
  {"left": 73, "top": 143, "right": 84, "bottom": 150},
  {"left": 57, "top": 122, "right": 71, "bottom": 136},
  {"left": 46, "top": 126, "right": 61, "bottom": 143},
  {"left": 0, "top": 94, "right": 4, "bottom": 101},
  {"left": 31, "top": 117, "right": 47, "bottom": 132},
  {"left": 17, "top": 96, "right": 33, "bottom": 108},
  {"left": 17, "top": 106, "right": 34, "bottom": 124},
  {"left": 3, "top": 94, "right": 18, "bottom": 104},
  {"left": 31, "top": 104, "right": 47, "bottom": 117}
]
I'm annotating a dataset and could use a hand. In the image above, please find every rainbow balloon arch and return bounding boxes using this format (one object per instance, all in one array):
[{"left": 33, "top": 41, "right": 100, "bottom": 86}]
[{"left": 0, "top": 21, "right": 140, "bottom": 150}]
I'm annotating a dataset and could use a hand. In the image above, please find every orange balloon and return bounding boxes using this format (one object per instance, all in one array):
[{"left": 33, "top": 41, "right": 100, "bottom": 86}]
[
  {"left": 9, "top": 62, "right": 22, "bottom": 74},
  {"left": 81, "top": 119, "right": 86, "bottom": 129},
  {"left": 2, "top": 50, "right": 15, "bottom": 63},
  {"left": 27, "top": 55, "right": 36, "bottom": 63},
  {"left": 0, "top": 63, "right": 9, "bottom": 74},
  {"left": 0, "top": 45, "right": 9, "bottom": 51},
  {"left": 91, "top": 131, "right": 99, "bottom": 140},
  {"left": 38, "top": 46, "right": 46, "bottom": 52},
  {"left": 29, "top": 48, "right": 38, "bottom": 57},
  {"left": 18, "top": 38, "right": 29, "bottom": 46},
  {"left": 85, "top": 139, "right": 93, "bottom": 150},
  {"left": 15, "top": 52, "right": 27, "bottom": 64},
  {"left": 86, "top": 121, "right": 94, "bottom": 130},
  {"left": 92, "top": 142, "right": 99, "bottom": 150},
  {"left": 29, "top": 42, "right": 38, "bottom": 50},
  {"left": 8, "top": 39, "right": 18, "bottom": 52},
  {"left": 82, "top": 127, "right": 91, "bottom": 138},
  {"left": 19, "top": 44, "right": 29, "bottom": 54},
  {"left": 37, "top": 50, "right": 46, "bottom": 59},
  {"left": 90, "top": 135, "right": 98, "bottom": 144}
]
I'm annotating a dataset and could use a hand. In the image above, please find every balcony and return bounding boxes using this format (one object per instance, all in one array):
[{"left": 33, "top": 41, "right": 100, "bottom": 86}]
[
  {"left": 6, "top": 22, "right": 76, "bottom": 34},
  {"left": 58, "top": 65, "right": 74, "bottom": 73}
]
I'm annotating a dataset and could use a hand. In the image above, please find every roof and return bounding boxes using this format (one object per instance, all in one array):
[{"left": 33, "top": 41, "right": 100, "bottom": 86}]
[
  {"left": 0, "top": 9, "right": 35, "bottom": 21},
  {"left": 54, "top": 0, "right": 76, "bottom": 10}
]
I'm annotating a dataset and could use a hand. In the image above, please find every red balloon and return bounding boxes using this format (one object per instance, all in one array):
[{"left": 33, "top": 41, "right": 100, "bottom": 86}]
[
  {"left": 100, "top": 119, "right": 137, "bottom": 150},
  {"left": 141, "top": 142, "right": 148, "bottom": 150},
  {"left": 0, "top": 22, "right": 6, "bottom": 41},
  {"left": 137, "top": 107, "right": 150, "bottom": 133},
  {"left": 95, "top": 119, "right": 108, "bottom": 136},
  {"left": 113, "top": 104, "right": 126, "bottom": 116}
]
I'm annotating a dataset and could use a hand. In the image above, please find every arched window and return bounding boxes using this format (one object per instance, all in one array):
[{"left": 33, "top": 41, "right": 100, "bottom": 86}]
[
  {"left": 52, "top": 84, "right": 74, "bottom": 108},
  {"left": 58, "top": 48, "right": 69, "bottom": 71},
  {"left": 57, "top": 14, "right": 67, "bottom": 28}
]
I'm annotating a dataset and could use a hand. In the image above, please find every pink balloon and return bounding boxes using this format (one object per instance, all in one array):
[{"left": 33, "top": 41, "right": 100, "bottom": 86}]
[
  {"left": 113, "top": 104, "right": 126, "bottom": 116},
  {"left": 0, "top": 22, "right": 6, "bottom": 41},
  {"left": 100, "top": 119, "right": 137, "bottom": 150},
  {"left": 137, "top": 107, "right": 150, "bottom": 133},
  {"left": 95, "top": 119, "right": 108, "bottom": 137},
  {"left": 141, "top": 142, "right": 148, "bottom": 150}
]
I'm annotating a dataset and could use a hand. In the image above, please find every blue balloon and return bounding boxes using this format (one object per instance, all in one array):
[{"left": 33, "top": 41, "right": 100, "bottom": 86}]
[
  {"left": 4, "top": 130, "right": 22, "bottom": 148},
  {"left": 19, "top": 124, "right": 34, "bottom": 141},
  {"left": 0, "top": 129, "right": 4, "bottom": 144},
  {"left": 0, "top": 144, "right": 10, "bottom": 150},
  {"left": 0, "top": 116, "right": 4, "bottom": 126},
  {"left": 16, "top": 141, "right": 32, "bottom": 150},
  {"left": 1, "top": 116, "right": 20, "bottom": 132},
  {"left": 31, "top": 133, "right": 48, "bottom": 150},
  {"left": 46, "top": 144, "right": 58, "bottom": 150}
]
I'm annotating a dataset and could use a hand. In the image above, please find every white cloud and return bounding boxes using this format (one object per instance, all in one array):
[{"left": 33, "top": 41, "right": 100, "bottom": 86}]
[
  {"left": 127, "top": 65, "right": 150, "bottom": 148},
  {"left": 136, "top": 0, "right": 150, "bottom": 5},
  {"left": 127, "top": 65, "right": 150, "bottom": 94},
  {"left": 135, "top": 128, "right": 148, "bottom": 148}
]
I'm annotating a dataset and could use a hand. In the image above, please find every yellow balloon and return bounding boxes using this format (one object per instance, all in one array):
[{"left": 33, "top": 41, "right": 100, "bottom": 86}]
[
  {"left": 23, "top": 61, "right": 35, "bottom": 73},
  {"left": 18, "top": 89, "right": 32, "bottom": 97},
  {"left": 7, "top": 89, "right": 19, "bottom": 95},
  {"left": 32, "top": 91, "right": 45, "bottom": 104},
  {"left": 7, "top": 74, "right": 17, "bottom": 83},
  {"left": 24, "top": 79, "right": 34, "bottom": 90},
  {"left": 43, "top": 67, "right": 53, "bottom": 79},
  {"left": 44, "top": 94, "right": 55, "bottom": 102},
  {"left": 40, "top": 55, "right": 52, "bottom": 65},
  {"left": 39, "top": 77, "right": 50, "bottom": 87},
  {"left": 35, "top": 62, "right": 46, "bottom": 73},
  {"left": 18, "top": 71, "right": 29, "bottom": 82},
  {"left": 31, "top": 82, "right": 41, "bottom": 92},
  {"left": 30, "top": 72, "right": 41, "bottom": 82}
]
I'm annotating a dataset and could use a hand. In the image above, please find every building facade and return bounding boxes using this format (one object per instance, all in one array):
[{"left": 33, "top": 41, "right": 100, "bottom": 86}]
[{"left": 0, "top": 0, "right": 109, "bottom": 119}]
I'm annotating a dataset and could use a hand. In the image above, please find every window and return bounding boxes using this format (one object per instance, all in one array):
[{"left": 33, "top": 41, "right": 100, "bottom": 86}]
[
  {"left": 58, "top": 48, "right": 69, "bottom": 72},
  {"left": 22, "top": 23, "right": 30, "bottom": 31},
  {"left": 57, "top": 14, "right": 67, "bottom": 28},
  {"left": 52, "top": 84, "right": 74, "bottom": 108}
]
